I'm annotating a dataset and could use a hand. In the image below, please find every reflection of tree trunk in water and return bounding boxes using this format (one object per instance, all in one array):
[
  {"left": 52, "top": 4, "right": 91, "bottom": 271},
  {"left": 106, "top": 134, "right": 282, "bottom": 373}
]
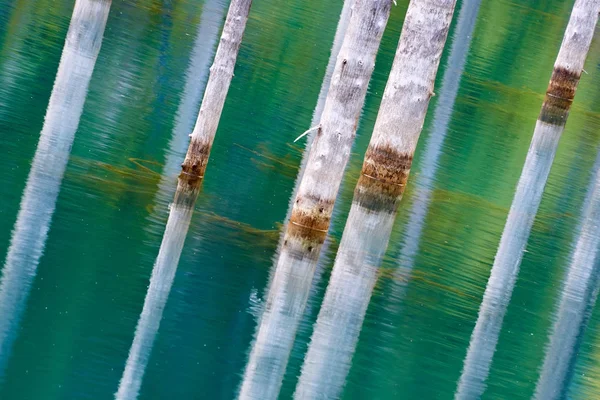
[
  {"left": 534, "top": 151, "right": 600, "bottom": 400},
  {"left": 238, "top": 1, "right": 392, "bottom": 399},
  {"left": 147, "top": 0, "right": 228, "bottom": 226},
  {"left": 115, "top": 1, "right": 251, "bottom": 399},
  {"left": 3, "top": 5, "right": 172, "bottom": 397},
  {"left": 456, "top": 1, "right": 600, "bottom": 398},
  {"left": 390, "top": 0, "right": 481, "bottom": 300},
  {"left": 0, "top": 0, "right": 111, "bottom": 379},
  {"left": 294, "top": 1, "right": 456, "bottom": 398}
]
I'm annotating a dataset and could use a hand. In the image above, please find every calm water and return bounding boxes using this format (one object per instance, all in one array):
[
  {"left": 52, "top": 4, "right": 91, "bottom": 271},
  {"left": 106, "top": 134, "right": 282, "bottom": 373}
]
[{"left": 0, "top": 0, "right": 600, "bottom": 399}]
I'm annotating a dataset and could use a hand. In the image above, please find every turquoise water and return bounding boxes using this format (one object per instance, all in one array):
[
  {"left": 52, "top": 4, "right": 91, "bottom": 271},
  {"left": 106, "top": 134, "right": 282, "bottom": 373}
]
[{"left": 0, "top": 0, "right": 600, "bottom": 399}]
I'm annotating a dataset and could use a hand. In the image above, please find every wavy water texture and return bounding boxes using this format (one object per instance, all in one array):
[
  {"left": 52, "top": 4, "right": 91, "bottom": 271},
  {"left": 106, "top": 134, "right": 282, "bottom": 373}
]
[
  {"left": 534, "top": 153, "right": 600, "bottom": 400},
  {"left": 116, "top": 2, "right": 228, "bottom": 399},
  {"left": 0, "top": 0, "right": 36, "bottom": 120},
  {"left": 0, "top": 0, "right": 110, "bottom": 378}
]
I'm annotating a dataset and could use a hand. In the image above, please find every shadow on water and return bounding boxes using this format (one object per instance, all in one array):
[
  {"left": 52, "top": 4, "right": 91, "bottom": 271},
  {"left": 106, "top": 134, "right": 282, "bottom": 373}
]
[{"left": 0, "top": 0, "right": 110, "bottom": 379}]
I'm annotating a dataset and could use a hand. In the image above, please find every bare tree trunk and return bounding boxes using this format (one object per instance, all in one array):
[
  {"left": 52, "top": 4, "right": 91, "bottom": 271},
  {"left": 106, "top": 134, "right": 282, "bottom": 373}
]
[
  {"left": 117, "top": 3, "right": 228, "bottom": 396},
  {"left": 283, "top": 0, "right": 352, "bottom": 224},
  {"left": 266, "top": 0, "right": 353, "bottom": 289},
  {"left": 238, "top": 1, "right": 392, "bottom": 398},
  {"left": 534, "top": 151, "right": 600, "bottom": 400},
  {"left": 294, "top": 1, "right": 456, "bottom": 398},
  {"left": 115, "top": 1, "right": 251, "bottom": 398},
  {"left": 390, "top": 0, "right": 481, "bottom": 298},
  {"left": 456, "top": 1, "right": 600, "bottom": 398},
  {"left": 0, "top": 0, "right": 111, "bottom": 379},
  {"left": 151, "top": 0, "right": 229, "bottom": 219}
]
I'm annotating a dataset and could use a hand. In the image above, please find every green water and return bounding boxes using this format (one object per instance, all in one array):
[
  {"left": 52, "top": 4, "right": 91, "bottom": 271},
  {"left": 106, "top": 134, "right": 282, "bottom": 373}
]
[{"left": 0, "top": 0, "right": 599, "bottom": 399}]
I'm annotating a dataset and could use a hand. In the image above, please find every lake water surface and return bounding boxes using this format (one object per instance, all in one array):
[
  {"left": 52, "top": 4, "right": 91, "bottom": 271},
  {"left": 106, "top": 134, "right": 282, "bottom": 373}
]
[{"left": 0, "top": 0, "right": 600, "bottom": 399}]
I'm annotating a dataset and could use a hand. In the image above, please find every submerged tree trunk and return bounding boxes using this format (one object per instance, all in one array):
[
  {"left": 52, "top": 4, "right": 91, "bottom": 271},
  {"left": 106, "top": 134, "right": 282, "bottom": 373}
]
[
  {"left": 456, "top": 1, "right": 600, "bottom": 398},
  {"left": 534, "top": 151, "right": 600, "bottom": 400},
  {"left": 0, "top": 0, "right": 111, "bottom": 378},
  {"left": 117, "top": 3, "right": 228, "bottom": 396},
  {"left": 115, "top": 1, "right": 251, "bottom": 398},
  {"left": 294, "top": 1, "right": 456, "bottom": 398},
  {"left": 238, "top": 1, "right": 392, "bottom": 398}
]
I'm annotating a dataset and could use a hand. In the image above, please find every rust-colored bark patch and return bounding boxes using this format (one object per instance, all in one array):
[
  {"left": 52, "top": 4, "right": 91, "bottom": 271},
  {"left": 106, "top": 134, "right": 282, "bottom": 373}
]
[
  {"left": 179, "top": 140, "right": 211, "bottom": 182},
  {"left": 539, "top": 67, "right": 580, "bottom": 126},
  {"left": 287, "top": 194, "right": 333, "bottom": 246},
  {"left": 355, "top": 145, "right": 412, "bottom": 212},
  {"left": 174, "top": 139, "right": 210, "bottom": 208}
]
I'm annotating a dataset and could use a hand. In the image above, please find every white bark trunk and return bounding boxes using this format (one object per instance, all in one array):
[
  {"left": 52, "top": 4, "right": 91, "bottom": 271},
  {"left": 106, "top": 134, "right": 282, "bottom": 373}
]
[
  {"left": 116, "top": 1, "right": 251, "bottom": 398},
  {"left": 151, "top": 0, "right": 228, "bottom": 218},
  {"left": 266, "top": 0, "right": 353, "bottom": 304},
  {"left": 294, "top": 1, "right": 456, "bottom": 398},
  {"left": 238, "top": 1, "right": 392, "bottom": 399},
  {"left": 283, "top": 0, "right": 353, "bottom": 224},
  {"left": 390, "top": 0, "right": 481, "bottom": 296},
  {"left": 0, "top": 0, "right": 110, "bottom": 378},
  {"left": 456, "top": 1, "right": 600, "bottom": 398},
  {"left": 534, "top": 152, "right": 600, "bottom": 400},
  {"left": 256, "top": 0, "right": 353, "bottom": 376}
]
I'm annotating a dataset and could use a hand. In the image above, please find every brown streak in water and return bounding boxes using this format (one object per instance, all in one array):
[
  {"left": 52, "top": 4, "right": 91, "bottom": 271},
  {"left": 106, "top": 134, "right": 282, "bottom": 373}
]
[
  {"left": 128, "top": 157, "right": 162, "bottom": 176},
  {"left": 233, "top": 143, "right": 299, "bottom": 170},
  {"left": 376, "top": 268, "right": 478, "bottom": 300}
]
